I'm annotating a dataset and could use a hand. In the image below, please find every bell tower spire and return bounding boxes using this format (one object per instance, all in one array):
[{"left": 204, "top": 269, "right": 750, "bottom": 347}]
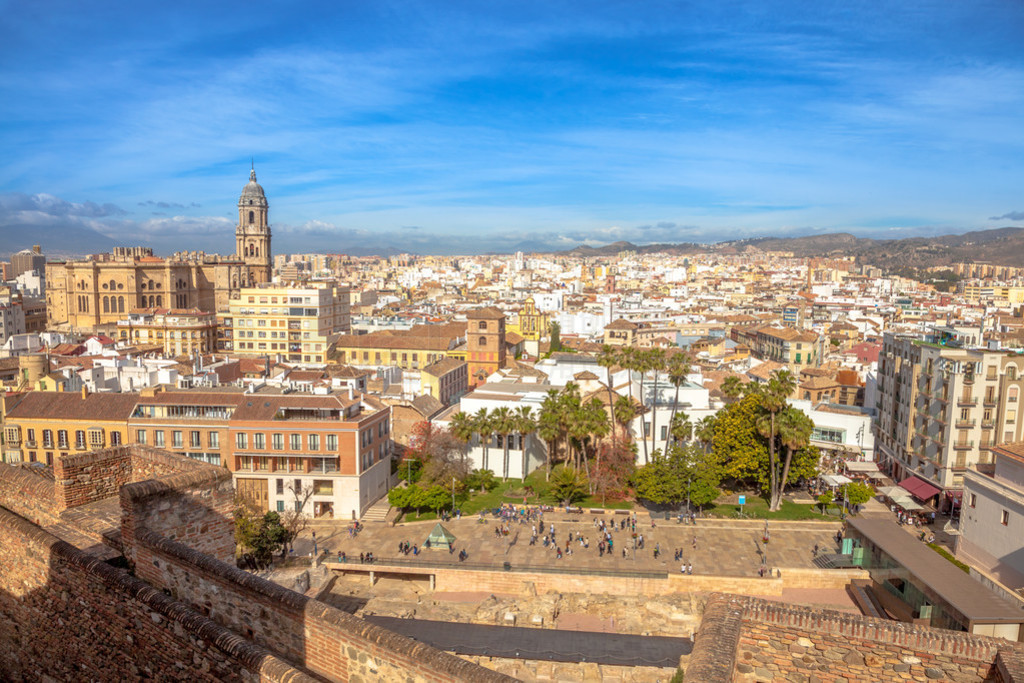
[{"left": 236, "top": 165, "right": 272, "bottom": 284}]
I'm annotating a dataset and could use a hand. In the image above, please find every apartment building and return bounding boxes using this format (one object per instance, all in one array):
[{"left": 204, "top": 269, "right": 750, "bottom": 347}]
[
  {"left": 754, "top": 326, "right": 821, "bottom": 371},
  {"left": 2, "top": 388, "right": 135, "bottom": 465},
  {"left": 875, "top": 333, "right": 1024, "bottom": 506},
  {"left": 127, "top": 387, "right": 391, "bottom": 520},
  {"left": 332, "top": 322, "right": 466, "bottom": 371},
  {"left": 218, "top": 282, "right": 351, "bottom": 365},
  {"left": 2, "top": 385, "right": 393, "bottom": 519},
  {"left": 420, "top": 357, "right": 469, "bottom": 407},
  {"left": 116, "top": 307, "right": 218, "bottom": 356}
]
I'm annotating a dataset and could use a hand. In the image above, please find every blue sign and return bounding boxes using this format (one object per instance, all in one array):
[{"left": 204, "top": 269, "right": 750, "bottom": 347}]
[{"left": 738, "top": 495, "right": 746, "bottom": 505}]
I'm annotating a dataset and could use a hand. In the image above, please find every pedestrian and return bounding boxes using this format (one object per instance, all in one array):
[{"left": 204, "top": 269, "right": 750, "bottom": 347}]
[
  {"left": 681, "top": 563, "right": 686, "bottom": 574},
  {"left": 359, "top": 552, "right": 365, "bottom": 563},
  {"left": 556, "top": 547, "right": 563, "bottom": 560},
  {"left": 599, "top": 542, "right": 605, "bottom": 557},
  {"left": 692, "top": 535, "right": 697, "bottom": 550},
  {"left": 687, "top": 562, "right": 692, "bottom": 575},
  {"left": 622, "top": 547, "right": 626, "bottom": 558},
  {"left": 813, "top": 543, "right": 819, "bottom": 558}
]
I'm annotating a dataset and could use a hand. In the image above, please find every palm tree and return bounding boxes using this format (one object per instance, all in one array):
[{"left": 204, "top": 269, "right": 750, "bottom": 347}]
[
  {"left": 515, "top": 406, "right": 536, "bottom": 482},
  {"left": 695, "top": 415, "right": 716, "bottom": 453},
  {"left": 751, "top": 370, "right": 797, "bottom": 511},
  {"left": 597, "top": 345, "right": 620, "bottom": 452},
  {"left": 666, "top": 352, "right": 692, "bottom": 449},
  {"left": 474, "top": 408, "right": 494, "bottom": 473},
  {"left": 721, "top": 375, "right": 746, "bottom": 402},
  {"left": 492, "top": 406, "right": 514, "bottom": 481},
  {"left": 583, "top": 397, "right": 610, "bottom": 490},
  {"left": 614, "top": 394, "right": 638, "bottom": 444},
  {"left": 646, "top": 348, "right": 666, "bottom": 460},
  {"left": 775, "top": 406, "right": 815, "bottom": 510},
  {"left": 448, "top": 410, "right": 475, "bottom": 469},
  {"left": 669, "top": 410, "right": 692, "bottom": 447},
  {"left": 538, "top": 390, "right": 563, "bottom": 481}
]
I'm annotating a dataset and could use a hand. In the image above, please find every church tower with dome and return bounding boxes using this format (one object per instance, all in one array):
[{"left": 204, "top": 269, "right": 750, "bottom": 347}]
[{"left": 235, "top": 166, "right": 272, "bottom": 285}]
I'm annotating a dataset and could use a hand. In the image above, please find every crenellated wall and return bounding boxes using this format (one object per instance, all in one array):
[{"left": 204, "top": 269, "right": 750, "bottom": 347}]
[
  {"left": 0, "top": 505, "right": 313, "bottom": 683},
  {"left": 687, "top": 593, "right": 1024, "bottom": 683}
]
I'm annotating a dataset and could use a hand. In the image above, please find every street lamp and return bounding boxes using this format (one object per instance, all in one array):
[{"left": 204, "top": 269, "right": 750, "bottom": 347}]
[
  {"left": 405, "top": 457, "right": 419, "bottom": 485},
  {"left": 452, "top": 476, "right": 456, "bottom": 512}
]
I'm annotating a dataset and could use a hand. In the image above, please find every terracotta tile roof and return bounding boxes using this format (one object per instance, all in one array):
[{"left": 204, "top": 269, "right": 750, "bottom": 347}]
[
  {"left": 465, "top": 306, "right": 505, "bottom": 320},
  {"left": 6, "top": 391, "right": 140, "bottom": 422},
  {"left": 422, "top": 357, "right": 466, "bottom": 376},
  {"left": 605, "top": 318, "right": 639, "bottom": 330}
]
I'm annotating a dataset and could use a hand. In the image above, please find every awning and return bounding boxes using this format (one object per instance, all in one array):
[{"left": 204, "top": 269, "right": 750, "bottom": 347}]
[
  {"left": 844, "top": 461, "right": 881, "bottom": 474},
  {"left": 899, "top": 476, "right": 941, "bottom": 501},
  {"left": 822, "top": 474, "right": 853, "bottom": 487},
  {"left": 895, "top": 498, "right": 924, "bottom": 511},
  {"left": 945, "top": 490, "right": 963, "bottom": 505}
]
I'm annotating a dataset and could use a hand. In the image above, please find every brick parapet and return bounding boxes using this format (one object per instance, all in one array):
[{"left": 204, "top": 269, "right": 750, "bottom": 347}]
[
  {"left": 134, "top": 527, "right": 515, "bottom": 682},
  {"left": 684, "top": 593, "right": 744, "bottom": 683},
  {"left": 120, "top": 466, "right": 235, "bottom": 566},
  {"left": 686, "top": 593, "right": 1024, "bottom": 683},
  {"left": 0, "top": 505, "right": 316, "bottom": 682},
  {"left": 0, "top": 462, "right": 58, "bottom": 526}
]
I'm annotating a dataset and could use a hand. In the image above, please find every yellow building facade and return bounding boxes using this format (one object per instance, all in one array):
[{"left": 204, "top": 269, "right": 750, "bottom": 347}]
[{"left": 117, "top": 308, "right": 218, "bottom": 357}]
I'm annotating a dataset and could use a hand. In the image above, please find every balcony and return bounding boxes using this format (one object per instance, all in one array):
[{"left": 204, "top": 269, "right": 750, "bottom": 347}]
[
  {"left": 955, "top": 419, "right": 976, "bottom": 429},
  {"left": 984, "top": 398, "right": 997, "bottom": 407},
  {"left": 957, "top": 397, "right": 977, "bottom": 407},
  {"left": 981, "top": 420, "right": 995, "bottom": 429},
  {"left": 952, "top": 441, "right": 974, "bottom": 451}
]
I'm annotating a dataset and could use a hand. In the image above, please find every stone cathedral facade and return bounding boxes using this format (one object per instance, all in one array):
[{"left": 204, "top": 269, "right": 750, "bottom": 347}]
[{"left": 46, "top": 168, "right": 273, "bottom": 332}]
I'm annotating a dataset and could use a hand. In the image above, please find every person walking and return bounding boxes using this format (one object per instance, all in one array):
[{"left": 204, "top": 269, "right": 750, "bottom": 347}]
[{"left": 686, "top": 562, "right": 692, "bottom": 575}]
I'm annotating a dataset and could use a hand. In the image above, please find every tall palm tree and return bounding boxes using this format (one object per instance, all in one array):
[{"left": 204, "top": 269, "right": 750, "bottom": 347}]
[
  {"left": 597, "top": 345, "right": 620, "bottom": 452},
  {"left": 751, "top": 370, "right": 797, "bottom": 511},
  {"left": 515, "top": 406, "right": 536, "bottom": 482},
  {"left": 666, "top": 352, "right": 692, "bottom": 450},
  {"left": 583, "top": 397, "right": 611, "bottom": 489},
  {"left": 474, "top": 408, "right": 494, "bottom": 473},
  {"left": 538, "top": 390, "right": 563, "bottom": 481},
  {"left": 646, "top": 347, "right": 667, "bottom": 460},
  {"left": 775, "top": 406, "right": 815, "bottom": 510},
  {"left": 448, "top": 410, "right": 476, "bottom": 468},
  {"left": 614, "top": 394, "right": 638, "bottom": 445},
  {"left": 492, "top": 406, "right": 514, "bottom": 481}
]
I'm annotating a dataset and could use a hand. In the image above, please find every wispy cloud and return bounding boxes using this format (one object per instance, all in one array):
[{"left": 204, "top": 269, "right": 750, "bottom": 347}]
[{"left": 990, "top": 211, "right": 1024, "bottom": 222}]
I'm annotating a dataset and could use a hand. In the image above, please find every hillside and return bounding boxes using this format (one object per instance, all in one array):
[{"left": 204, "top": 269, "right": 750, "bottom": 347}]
[{"left": 557, "top": 227, "right": 1024, "bottom": 268}]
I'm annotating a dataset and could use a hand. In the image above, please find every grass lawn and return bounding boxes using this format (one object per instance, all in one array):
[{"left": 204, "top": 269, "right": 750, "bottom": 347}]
[
  {"left": 704, "top": 495, "right": 835, "bottom": 521},
  {"left": 397, "top": 472, "right": 634, "bottom": 523}
]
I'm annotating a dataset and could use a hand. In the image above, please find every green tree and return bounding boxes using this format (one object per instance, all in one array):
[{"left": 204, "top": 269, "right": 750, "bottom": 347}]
[
  {"left": 449, "top": 410, "right": 476, "bottom": 446},
  {"left": 645, "top": 347, "right": 666, "bottom": 460},
  {"left": 632, "top": 459, "right": 678, "bottom": 505},
  {"left": 549, "top": 321, "right": 562, "bottom": 353},
  {"left": 817, "top": 490, "right": 834, "bottom": 514},
  {"left": 614, "top": 394, "right": 638, "bottom": 444},
  {"left": 549, "top": 465, "right": 589, "bottom": 505},
  {"left": 721, "top": 375, "right": 746, "bottom": 402},
  {"left": 773, "top": 405, "right": 815, "bottom": 510},
  {"left": 844, "top": 481, "right": 875, "bottom": 511},
  {"left": 537, "top": 390, "right": 563, "bottom": 481},
  {"left": 234, "top": 501, "right": 288, "bottom": 568},
  {"left": 423, "top": 484, "right": 451, "bottom": 513}
]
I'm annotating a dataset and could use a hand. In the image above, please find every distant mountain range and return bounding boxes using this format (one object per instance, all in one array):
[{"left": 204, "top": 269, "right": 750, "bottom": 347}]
[{"left": 559, "top": 227, "right": 1024, "bottom": 269}]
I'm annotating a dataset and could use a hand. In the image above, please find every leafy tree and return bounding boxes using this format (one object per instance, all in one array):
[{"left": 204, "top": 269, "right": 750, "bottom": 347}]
[
  {"left": 423, "top": 484, "right": 451, "bottom": 513},
  {"left": 590, "top": 441, "right": 636, "bottom": 504},
  {"left": 549, "top": 465, "right": 589, "bottom": 505},
  {"left": 711, "top": 393, "right": 769, "bottom": 482},
  {"left": 844, "top": 481, "right": 875, "bottom": 510},
  {"left": 633, "top": 442, "right": 721, "bottom": 509},
  {"left": 632, "top": 459, "right": 678, "bottom": 505},
  {"left": 817, "top": 490, "right": 834, "bottom": 514},
  {"left": 464, "top": 468, "right": 498, "bottom": 492},
  {"left": 549, "top": 321, "right": 562, "bottom": 353},
  {"left": 234, "top": 500, "right": 288, "bottom": 568},
  {"left": 408, "top": 421, "right": 471, "bottom": 486},
  {"left": 388, "top": 485, "right": 412, "bottom": 509}
]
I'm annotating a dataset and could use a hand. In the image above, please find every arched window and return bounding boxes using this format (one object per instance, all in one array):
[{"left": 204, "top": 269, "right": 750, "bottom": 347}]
[
  {"left": 478, "top": 336, "right": 487, "bottom": 346},
  {"left": 148, "top": 295, "right": 154, "bottom": 308},
  {"left": 1009, "top": 365, "right": 1018, "bottom": 380},
  {"left": 478, "top": 321, "right": 487, "bottom": 330},
  {"left": 102, "top": 296, "right": 109, "bottom": 313},
  {"left": 1011, "top": 387, "right": 1019, "bottom": 402},
  {"left": 109, "top": 279, "right": 116, "bottom": 291},
  {"left": 249, "top": 210, "right": 255, "bottom": 224},
  {"left": 118, "top": 296, "right": 124, "bottom": 313},
  {"left": 156, "top": 295, "right": 162, "bottom": 307}
]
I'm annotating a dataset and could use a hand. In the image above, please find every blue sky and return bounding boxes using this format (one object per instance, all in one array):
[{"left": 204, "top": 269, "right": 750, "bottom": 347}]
[{"left": 2, "top": 0, "right": 1024, "bottom": 256}]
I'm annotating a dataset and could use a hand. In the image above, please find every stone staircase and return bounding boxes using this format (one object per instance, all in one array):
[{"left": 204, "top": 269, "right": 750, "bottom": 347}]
[{"left": 361, "top": 495, "right": 392, "bottom": 523}]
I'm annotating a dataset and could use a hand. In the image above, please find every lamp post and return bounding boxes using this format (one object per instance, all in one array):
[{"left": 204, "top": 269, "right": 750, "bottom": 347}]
[
  {"left": 405, "top": 458, "right": 419, "bottom": 485},
  {"left": 452, "top": 476, "right": 456, "bottom": 512}
]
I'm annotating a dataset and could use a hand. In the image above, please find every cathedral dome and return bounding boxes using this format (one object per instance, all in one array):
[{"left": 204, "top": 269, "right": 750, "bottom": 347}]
[{"left": 239, "top": 168, "right": 268, "bottom": 208}]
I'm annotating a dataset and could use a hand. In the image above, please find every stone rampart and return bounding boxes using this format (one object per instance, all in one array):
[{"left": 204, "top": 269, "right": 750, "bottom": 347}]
[
  {"left": 0, "top": 462, "right": 57, "bottom": 526},
  {"left": 0, "top": 505, "right": 313, "bottom": 682},
  {"left": 134, "top": 528, "right": 513, "bottom": 682},
  {"left": 687, "top": 593, "right": 1024, "bottom": 683}
]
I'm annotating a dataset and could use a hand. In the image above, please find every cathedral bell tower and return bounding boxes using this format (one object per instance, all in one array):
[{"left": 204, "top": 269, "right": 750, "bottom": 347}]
[{"left": 236, "top": 166, "right": 272, "bottom": 284}]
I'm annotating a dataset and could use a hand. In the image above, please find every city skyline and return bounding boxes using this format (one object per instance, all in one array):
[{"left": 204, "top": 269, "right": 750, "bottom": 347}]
[{"left": 2, "top": 1, "right": 1024, "bottom": 255}]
